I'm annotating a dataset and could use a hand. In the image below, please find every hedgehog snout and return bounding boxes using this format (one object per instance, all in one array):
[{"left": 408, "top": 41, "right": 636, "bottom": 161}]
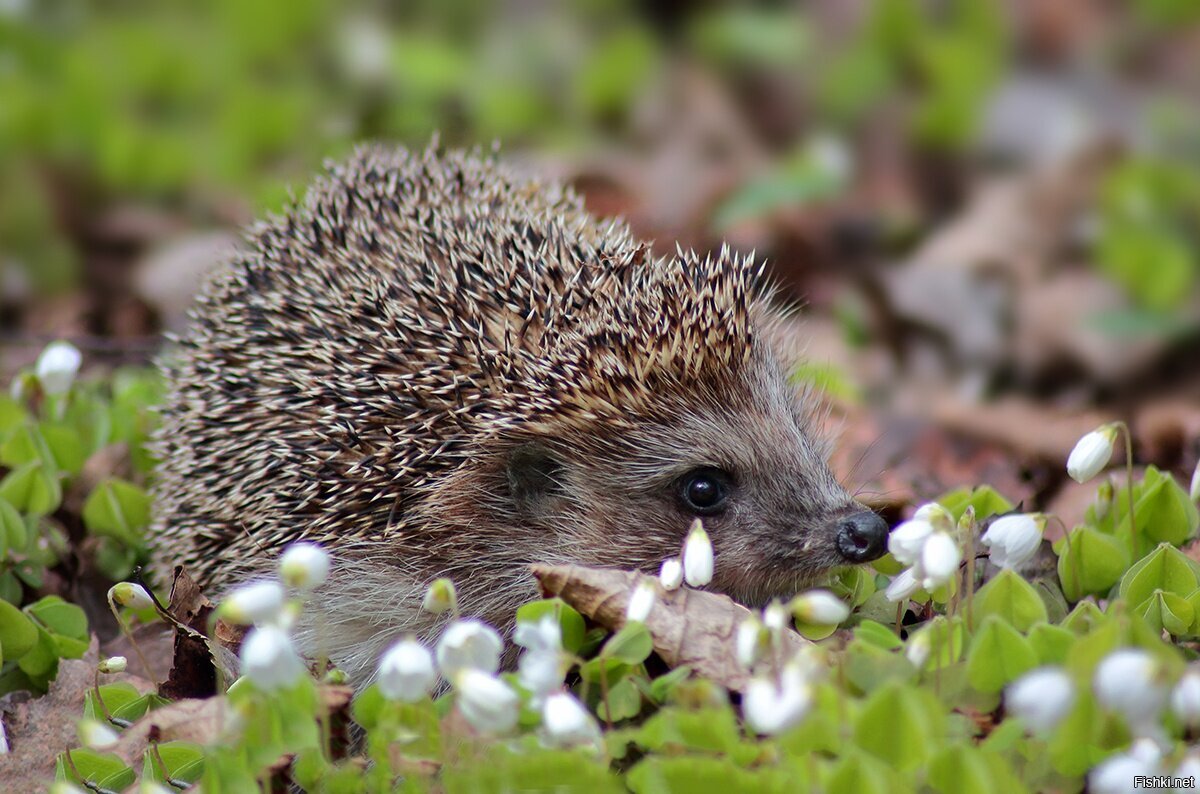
[{"left": 832, "top": 510, "right": 889, "bottom": 563}]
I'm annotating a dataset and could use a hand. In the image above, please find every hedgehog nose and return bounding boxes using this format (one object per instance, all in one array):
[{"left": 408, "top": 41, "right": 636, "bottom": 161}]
[{"left": 835, "top": 511, "right": 888, "bottom": 563}]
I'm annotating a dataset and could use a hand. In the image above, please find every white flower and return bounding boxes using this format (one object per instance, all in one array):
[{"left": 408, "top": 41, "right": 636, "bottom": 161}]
[
  {"left": 743, "top": 661, "right": 813, "bottom": 735},
  {"left": 1176, "top": 753, "right": 1200, "bottom": 782},
  {"left": 1088, "top": 738, "right": 1162, "bottom": 794},
  {"left": 454, "top": 669, "right": 519, "bottom": 735},
  {"left": 1093, "top": 648, "right": 1168, "bottom": 730},
  {"left": 422, "top": 578, "right": 456, "bottom": 615},
  {"left": 791, "top": 590, "right": 850, "bottom": 625},
  {"left": 913, "top": 502, "right": 954, "bottom": 531},
  {"left": 240, "top": 625, "right": 307, "bottom": 691},
  {"left": 885, "top": 567, "right": 920, "bottom": 602},
  {"left": 919, "top": 532, "right": 961, "bottom": 590},
  {"left": 763, "top": 601, "right": 790, "bottom": 634},
  {"left": 515, "top": 616, "right": 564, "bottom": 703},
  {"left": 436, "top": 619, "right": 503, "bottom": 679},
  {"left": 1171, "top": 667, "right": 1200, "bottom": 728},
  {"left": 806, "top": 131, "right": 853, "bottom": 185},
  {"left": 78, "top": 718, "right": 119, "bottom": 749},
  {"left": 682, "top": 519, "right": 713, "bottom": 586},
  {"left": 1190, "top": 459, "right": 1200, "bottom": 504},
  {"left": 905, "top": 630, "right": 931, "bottom": 669},
  {"left": 108, "top": 582, "right": 154, "bottom": 610},
  {"left": 36, "top": 340, "right": 82, "bottom": 396},
  {"left": 139, "top": 783, "right": 176, "bottom": 794},
  {"left": 981, "top": 513, "right": 1045, "bottom": 569},
  {"left": 1067, "top": 424, "right": 1118, "bottom": 483},
  {"left": 626, "top": 579, "right": 656, "bottom": 623},
  {"left": 888, "top": 519, "right": 934, "bottom": 566},
  {"left": 1006, "top": 667, "right": 1075, "bottom": 735},
  {"left": 659, "top": 557, "right": 683, "bottom": 591},
  {"left": 278, "top": 542, "right": 330, "bottom": 590},
  {"left": 49, "top": 784, "right": 88, "bottom": 794},
  {"left": 736, "top": 616, "right": 766, "bottom": 669},
  {"left": 219, "top": 580, "right": 286, "bottom": 625},
  {"left": 541, "top": 692, "right": 601, "bottom": 748},
  {"left": 98, "top": 656, "right": 127, "bottom": 674},
  {"left": 377, "top": 638, "right": 436, "bottom": 702}
]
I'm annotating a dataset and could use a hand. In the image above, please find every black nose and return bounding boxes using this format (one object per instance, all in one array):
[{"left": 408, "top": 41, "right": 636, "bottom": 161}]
[{"left": 835, "top": 511, "right": 889, "bottom": 563}]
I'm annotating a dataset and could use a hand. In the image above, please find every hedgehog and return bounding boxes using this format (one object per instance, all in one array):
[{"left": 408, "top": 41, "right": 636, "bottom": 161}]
[{"left": 149, "top": 144, "right": 889, "bottom": 681}]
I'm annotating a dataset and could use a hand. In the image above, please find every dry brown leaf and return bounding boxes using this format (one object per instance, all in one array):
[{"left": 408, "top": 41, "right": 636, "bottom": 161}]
[
  {"left": 531, "top": 564, "right": 808, "bottom": 692},
  {"left": 110, "top": 697, "right": 226, "bottom": 766},
  {"left": 158, "top": 566, "right": 244, "bottom": 700},
  {"left": 0, "top": 638, "right": 153, "bottom": 790}
]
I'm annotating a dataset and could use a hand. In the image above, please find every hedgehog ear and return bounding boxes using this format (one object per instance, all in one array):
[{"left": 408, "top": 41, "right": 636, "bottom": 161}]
[{"left": 506, "top": 443, "right": 564, "bottom": 513}]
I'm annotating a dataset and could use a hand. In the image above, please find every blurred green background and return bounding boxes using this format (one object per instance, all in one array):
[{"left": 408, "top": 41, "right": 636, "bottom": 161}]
[{"left": 1, "top": 0, "right": 1199, "bottom": 415}]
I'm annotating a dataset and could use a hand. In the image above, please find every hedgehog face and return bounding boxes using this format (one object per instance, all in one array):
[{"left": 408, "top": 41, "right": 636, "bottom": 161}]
[{"left": 504, "top": 351, "right": 887, "bottom": 606}]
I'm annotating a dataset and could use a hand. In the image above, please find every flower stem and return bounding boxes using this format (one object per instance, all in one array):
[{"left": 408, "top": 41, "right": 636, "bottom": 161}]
[{"left": 1115, "top": 420, "right": 1137, "bottom": 557}]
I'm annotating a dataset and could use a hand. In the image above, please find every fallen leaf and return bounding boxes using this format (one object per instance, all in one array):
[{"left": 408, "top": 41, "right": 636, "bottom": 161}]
[
  {"left": 0, "top": 638, "right": 152, "bottom": 790},
  {"left": 531, "top": 564, "right": 808, "bottom": 691},
  {"left": 110, "top": 697, "right": 226, "bottom": 767},
  {"left": 158, "top": 566, "right": 242, "bottom": 700}
]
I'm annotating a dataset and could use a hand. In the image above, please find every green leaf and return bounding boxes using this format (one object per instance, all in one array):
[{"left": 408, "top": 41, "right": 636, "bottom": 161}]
[
  {"left": 143, "top": 740, "right": 205, "bottom": 784},
  {"left": 826, "top": 748, "right": 906, "bottom": 794},
  {"left": 0, "top": 461, "right": 62, "bottom": 517},
  {"left": 26, "top": 595, "right": 88, "bottom": 641},
  {"left": 936, "top": 485, "right": 1014, "bottom": 522},
  {"left": 0, "top": 498, "right": 27, "bottom": 552},
  {"left": 1119, "top": 543, "right": 1198, "bottom": 606},
  {"left": 85, "top": 682, "right": 143, "bottom": 721},
  {"left": 56, "top": 748, "right": 136, "bottom": 791},
  {"left": 1028, "top": 623, "right": 1074, "bottom": 665},
  {"left": 1056, "top": 527, "right": 1129, "bottom": 601},
  {"left": 843, "top": 637, "right": 917, "bottom": 694},
  {"left": 603, "top": 622, "right": 653, "bottom": 666},
  {"left": 855, "top": 620, "right": 904, "bottom": 651},
  {"left": 634, "top": 707, "right": 742, "bottom": 755},
  {"left": 965, "top": 616, "right": 1038, "bottom": 694},
  {"left": 928, "top": 745, "right": 997, "bottom": 794},
  {"left": 82, "top": 477, "right": 152, "bottom": 546},
  {"left": 0, "top": 599, "right": 38, "bottom": 662},
  {"left": 1061, "top": 600, "right": 1107, "bottom": 634},
  {"left": 1117, "top": 467, "right": 1199, "bottom": 547},
  {"left": 598, "top": 676, "right": 643, "bottom": 722},
  {"left": 971, "top": 570, "right": 1048, "bottom": 632},
  {"left": 647, "top": 666, "right": 692, "bottom": 704},
  {"left": 1135, "top": 589, "right": 1194, "bottom": 636},
  {"left": 514, "top": 598, "right": 586, "bottom": 654},
  {"left": 854, "top": 680, "right": 943, "bottom": 771}
]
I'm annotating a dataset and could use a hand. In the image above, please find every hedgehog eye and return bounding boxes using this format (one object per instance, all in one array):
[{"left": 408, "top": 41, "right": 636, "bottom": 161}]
[{"left": 678, "top": 468, "right": 731, "bottom": 515}]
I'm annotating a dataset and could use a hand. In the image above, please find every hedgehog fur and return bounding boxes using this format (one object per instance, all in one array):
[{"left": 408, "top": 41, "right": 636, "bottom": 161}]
[{"left": 150, "top": 144, "right": 887, "bottom": 682}]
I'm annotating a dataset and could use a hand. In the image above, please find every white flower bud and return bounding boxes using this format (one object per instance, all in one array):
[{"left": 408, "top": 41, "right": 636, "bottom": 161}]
[
  {"left": 1190, "top": 459, "right": 1200, "bottom": 504},
  {"left": 278, "top": 542, "right": 329, "bottom": 590},
  {"left": 913, "top": 502, "right": 955, "bottom": 532},
  {"left": 108, "top": 582, "right": 154, "bottom": 611},
  {"left": 377, "top": 638, "right": 436, "bottom": 702},
  {"left": 791, "top": 590, "right": 850, "bottom": 625},
  {"left": 1089, "top": 738, "right": 1162, "bottom": 794},
  {"left": 36, "top": 340, "right": 82, "bottom": 396},
  {"left": 1093, "top": 648, "right": 1168, "bottom": 730},
  {"left": 682, "top": 519, "right": 713, "bottom": 587},
  {"left": 1067, "top": 424, "right": 1118, "bottom": 483},
  {"left": 1006, "top": 667, "right": 1075, "bottom": 734},
  {"left": 541, "top": 692, "right": 600, "bottom": 748},
  {"left": 763, "top": 600, "right": 790, "bottom": 634},
  {"left": 887, "top": 519, "right": 933, "bottom": 566},
  {"left": 885, "top": 567, "right": 920, "bottom": 602},
  {"left": 49, "top": 784, "right": 88, "bottom": 794},
  {"left": 454, "top": 669, "right": 519, "bottom": 735},
  {"left": 218, "top": 580, "right": 286, "bottom": 625},
  {"left": 422, "top": 578, "right": 456, "bottom": 615},
  {"left": 736, "top": 616, "right": 767, "bottom": 670},
  {"left": 919, "top": 532, "right": 961, "bottom": 590},
  {"left": 905, "top": 630, "right": 931, "bottom": 669},
  {"left": 626, "top": 579, "right": 656, "bottom": 623},
  {"left": 981, "top": 513, "right": 1045, "bottom": 569},
  {"left": 743, "top": 661, "right": 812, "bottom": 735},
  {"left": 78, "top": 718, "right": 119, "bottom": 749},
  {"left": 659, "top": 557, "right": 683, "bottom": 591},
  {"left": 1171, "top": 667, "right": 1200, "bottom": 728},
  {"left": 436, "top": 619, "right": 502, "bottom": 679},
  {"left": 515, "top": 616, "right": 564, "bottom": 703},
  {"left": 240, "top": 625, "right": 307, "bottom": 691},
  {"left": 98, "top": 656, "right": 127, "bottom": 674}
]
